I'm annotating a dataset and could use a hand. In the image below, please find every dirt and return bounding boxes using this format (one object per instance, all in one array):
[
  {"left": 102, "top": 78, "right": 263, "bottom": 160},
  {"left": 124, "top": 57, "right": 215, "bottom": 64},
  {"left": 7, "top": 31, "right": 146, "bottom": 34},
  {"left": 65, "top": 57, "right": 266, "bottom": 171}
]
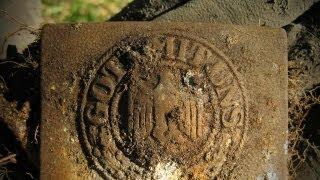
[
  {"left": 157, "top": 0, "right": 319, "bottom": 27},
  {"left": 284, "top": 2, "right": 320, "bottom": 178},
  {"left": 0, "top": 41, "right": 40, "bottom": 179},
  {"left": 110, "top": 0, "right": 189, "bottom": 21}
]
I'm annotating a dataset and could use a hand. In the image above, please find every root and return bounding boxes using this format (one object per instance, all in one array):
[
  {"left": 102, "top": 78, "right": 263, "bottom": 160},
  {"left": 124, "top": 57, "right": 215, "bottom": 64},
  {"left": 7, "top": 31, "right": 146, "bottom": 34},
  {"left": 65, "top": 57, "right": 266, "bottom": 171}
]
[{"left": 288, "top": 82, "right": 320, "bottom": 177}]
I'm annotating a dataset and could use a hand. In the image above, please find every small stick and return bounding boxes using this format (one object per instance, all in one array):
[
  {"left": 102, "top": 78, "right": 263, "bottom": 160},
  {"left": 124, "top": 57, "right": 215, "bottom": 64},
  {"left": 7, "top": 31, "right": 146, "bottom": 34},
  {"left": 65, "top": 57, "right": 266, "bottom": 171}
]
[
  {"left": 0, "top": 154, "right": 16, "bottom": 166},
  {"left": 0, "top": 60, "right": 31, "bottom": 68},
  {"left": 0, "top": 10, "right": 37, "bottom": 30}
]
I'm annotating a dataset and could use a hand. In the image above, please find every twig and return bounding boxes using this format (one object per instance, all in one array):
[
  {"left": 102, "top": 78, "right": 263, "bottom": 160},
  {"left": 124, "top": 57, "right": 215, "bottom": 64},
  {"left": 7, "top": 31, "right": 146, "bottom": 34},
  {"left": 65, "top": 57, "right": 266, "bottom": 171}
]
[
  {"left": 26, "top": 172, "right": 34, "bottom": 179},
  {"left": 309, "top": 85, "right": 320, "bottom": 93},
  {"left": 0, "top": 60, "right": 31, "bottom": 68},
  {"left": 0, "top": 154, "right": 16, "bottom": 166},
  {"left": 0, "top": 145, "right": 9, "bottom": 154},
  {"left": 0, "top": 167, "right": 10, "bottom": 180},
  {"left": 0, "top": 10, "right": 41, "bottom": 56},
  {"left": 0, "top": 10, "right": 37, "bottom": 30}
]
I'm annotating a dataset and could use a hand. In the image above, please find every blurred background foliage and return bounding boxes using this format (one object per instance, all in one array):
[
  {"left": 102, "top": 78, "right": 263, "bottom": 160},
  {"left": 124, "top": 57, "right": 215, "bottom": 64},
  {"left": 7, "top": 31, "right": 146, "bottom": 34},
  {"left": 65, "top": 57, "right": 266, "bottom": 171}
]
[{"left": 42, "top": 0, "right": 131, "bottom": 23}]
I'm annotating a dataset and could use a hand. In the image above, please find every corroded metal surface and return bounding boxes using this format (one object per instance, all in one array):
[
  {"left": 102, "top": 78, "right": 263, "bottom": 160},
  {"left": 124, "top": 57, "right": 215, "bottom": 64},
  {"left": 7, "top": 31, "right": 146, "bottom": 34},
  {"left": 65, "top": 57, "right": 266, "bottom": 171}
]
[{"left": 41, "top": 22, "right": 287, "bottom": 179}]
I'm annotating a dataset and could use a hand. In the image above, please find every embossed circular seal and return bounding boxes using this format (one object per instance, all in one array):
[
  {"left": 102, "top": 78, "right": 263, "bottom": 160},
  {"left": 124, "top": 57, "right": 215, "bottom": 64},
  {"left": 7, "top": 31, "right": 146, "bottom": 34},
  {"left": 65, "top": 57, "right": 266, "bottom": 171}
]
[{"left": 79, "top": 32, "right": 248, "bottom": 179}]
